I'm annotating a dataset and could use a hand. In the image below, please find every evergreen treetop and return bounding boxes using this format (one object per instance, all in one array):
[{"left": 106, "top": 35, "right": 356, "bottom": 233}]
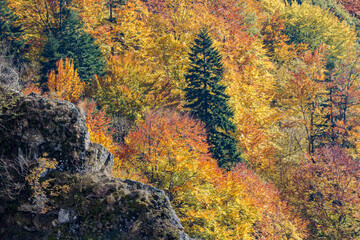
[
  {"left": 0, "top": 0, "right": 26, "bottom": 63},
  {"left": 184, "top": 28, "right": 241, "bottom": 169},
  {"left": 40, "top": 8, "right": 105, "bottom": 85}
]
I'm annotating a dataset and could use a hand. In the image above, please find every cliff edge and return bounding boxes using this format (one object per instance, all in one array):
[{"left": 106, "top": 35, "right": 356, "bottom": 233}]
[{"left": 0, "top": 88, "right": 192, "bottom": 240}]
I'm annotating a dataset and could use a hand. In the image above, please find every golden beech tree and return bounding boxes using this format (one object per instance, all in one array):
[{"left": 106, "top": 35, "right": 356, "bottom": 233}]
[
  {"left": 94, "top": 53, "right": 181, "bottom": 122},
  {"left": 224, "top": 43, "right": 281, "bottom": 176},
  {"left": 73, "top": 0, "right": 107, "bottom": 30},
  {"left": 110, "top": 0, "right": 152, "bottom": 55},
  {"left": 47, "top": 58, "right": 84, "bottom": 103},
  {"left": 283, "top": 2, "right": 357, "bottom": 61},
  {"left": 84, "top": 0, "right": 153, "bottom": 56},
  {"left": 257, "top": 0, "right": 285, "bottom": 14}
]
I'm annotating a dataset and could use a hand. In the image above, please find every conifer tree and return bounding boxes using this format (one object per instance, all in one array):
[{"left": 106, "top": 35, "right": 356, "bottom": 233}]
[
  {"left": 0, "top": 0, "right": 26, "bottom": 63},
  {"left": 184, "top": 28, "right": 241, "bottom": 169},
  {"left": 40, "top": 7, "right": 104, "bottom": 85}
]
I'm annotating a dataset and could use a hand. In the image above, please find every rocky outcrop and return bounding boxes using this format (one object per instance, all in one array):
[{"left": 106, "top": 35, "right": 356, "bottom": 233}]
[
  {"left": 0, "top": 89, "right": 193, "bottom": 240},
  {"left": 0, "top": 91, "right": 113, "bottom": 172},
  {"left": 1, "top": 173, "right": 192, "bottom": 240}
]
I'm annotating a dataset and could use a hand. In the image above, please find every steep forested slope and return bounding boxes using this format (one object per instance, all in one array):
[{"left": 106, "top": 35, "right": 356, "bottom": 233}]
[{"left": 1, "top": 0, "right": 360, "bottom": 239}]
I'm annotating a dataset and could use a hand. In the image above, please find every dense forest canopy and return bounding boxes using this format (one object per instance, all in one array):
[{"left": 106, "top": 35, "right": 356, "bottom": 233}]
[{"left": 2, "top": 0, "right": 360, "bottom": 239}]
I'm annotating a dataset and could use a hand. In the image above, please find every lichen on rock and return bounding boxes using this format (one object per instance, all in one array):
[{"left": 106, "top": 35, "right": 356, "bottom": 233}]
[{"left": 0, "top": 89, "right": 193, "bottom": 240}]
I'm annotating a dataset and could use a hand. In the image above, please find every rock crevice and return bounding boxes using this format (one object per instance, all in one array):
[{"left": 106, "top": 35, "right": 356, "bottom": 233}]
[{"left": 0, "top": 89, "right": 192, "bottom": 240}]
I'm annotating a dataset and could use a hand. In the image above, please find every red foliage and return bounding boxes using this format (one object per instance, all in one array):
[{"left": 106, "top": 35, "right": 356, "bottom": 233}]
[
  {"left": 80, "top": 99, "right": 120, "bottom": 158},
  {"left": 337, "top": 0, "right": 360, "bottom": 19},
  {"left": 287, "top": 145, "right": 360, "bottom": 239}
]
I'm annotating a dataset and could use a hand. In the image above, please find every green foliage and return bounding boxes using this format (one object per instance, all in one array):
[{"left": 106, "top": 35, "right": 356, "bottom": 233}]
[
  {"left": 184, "top": 28, "right": 241, "bottom": 169},
  {"left": 295, "top": 0, "right": 360, "bottom": 39},
  {"left": 0, "top": 0, "right": 26, "bottom": 63},
  {"left": 40, "top": 8, "right": 105, "bottom": 85},
  {"left": 283, "top": 2, "right": 357, "bottom": 61}
]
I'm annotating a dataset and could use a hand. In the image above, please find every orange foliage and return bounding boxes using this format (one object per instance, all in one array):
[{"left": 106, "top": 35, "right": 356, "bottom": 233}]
[
  {"left": 261, "top": 12, "right": 305, "bottom": 63},
  {"left": 119, "top": 109, "right": 221, "bottom": 195},
  {"left": 47, "top": 58, "right": 84, "bottom": 103},
  {"left": 119, "top": 109, "right": 224, "bottom": 237},
  {"left": 118, "top": 109, "right": 306, "bottom": 239},
  {"left": 231, "top": 164, "right": 307, "bottom": 239},
  {"left": 22, "top": 82, "right": 43, "bottom": 96},
  {"left": 81, "top": 100, "right": 119, "bottom": 161}
]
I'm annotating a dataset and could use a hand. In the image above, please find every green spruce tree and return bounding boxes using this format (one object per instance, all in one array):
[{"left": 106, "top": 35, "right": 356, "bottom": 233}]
[
  {"left": 40, "top": 8, "right": 105, "bottom": 85},
  {"left": 184, "top": 28, "right": 241, "bottom": 169},
  {"left": 0, "top": 0, "right": 26, "bottom": 63}
]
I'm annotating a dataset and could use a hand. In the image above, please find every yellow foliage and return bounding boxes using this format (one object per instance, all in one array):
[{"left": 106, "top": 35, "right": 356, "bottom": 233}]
[
  {"left": 94, "top": 53, "right": 181, "bottom": 121},
  {"left": 224, "top": 41, "right": 281, "bottom": 176},
  {"left": 119, "top": 110, "right": 306, "bottom": 239},
  {"left": 47, "top": 58, "right": 84, "bottom": 103},
  {"left": 8, "top": 0, "right": 60, "bottom": 60},
  {"left": 283, "top": 2, "right": 357, "bottom": 59},
  {"left": 258, "top": 0, "right": 285, "bottom": 14},
  {"left": 25, "top": 154, "right": 70, "bottom": 213}
]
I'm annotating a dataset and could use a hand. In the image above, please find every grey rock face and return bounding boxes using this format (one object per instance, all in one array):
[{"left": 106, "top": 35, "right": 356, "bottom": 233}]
[
  {"left": 0, "top": 89, "right": 193, "bottom": 240},
  {"left": 85, "top": 142, "right": 114, "bottom": 173},
  {"left": 0, "top": 63, "right": 21, "bottom": 91},
  {"left": 0, "top": 91, "right": 110, "bottom": 172},
  {"left": 58, "top": 209, "right": 71, "bottom": 224}
]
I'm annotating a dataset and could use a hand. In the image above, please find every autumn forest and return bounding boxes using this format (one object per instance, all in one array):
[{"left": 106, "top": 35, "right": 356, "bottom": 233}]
[{"left": 2, "top": 0, "right": 360, "bottom": 239}]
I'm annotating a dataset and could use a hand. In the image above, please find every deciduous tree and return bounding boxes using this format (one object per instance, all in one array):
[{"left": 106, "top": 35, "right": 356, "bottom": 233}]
[
  {"left": 81, "top": 99, "right": 120, "bottom": 162},
  {"left": 47, "top": 58, "right": 84, "bottom": 103},
  {"left": 286, "top": 145, "right": 360, "bottom": 239},
  {"left": 284, "top": 2, "right": 357, "bottom": 62},
  {"left": 118, "top": 109, "right": 306, "bottom": 239},
  {"left": 119, "top": 109, "right": 222, "bottom": 225}
]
